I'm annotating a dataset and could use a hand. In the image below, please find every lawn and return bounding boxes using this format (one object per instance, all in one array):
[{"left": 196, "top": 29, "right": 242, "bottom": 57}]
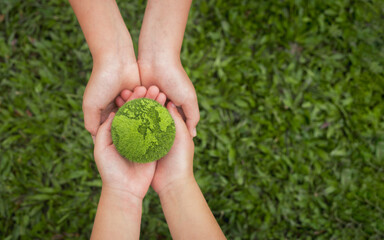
[{"left": 1, "top": 0, "right": 384, "bottom": 239}]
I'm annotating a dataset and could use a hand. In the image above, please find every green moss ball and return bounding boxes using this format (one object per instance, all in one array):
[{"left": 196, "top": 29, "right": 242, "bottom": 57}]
[{"left": 111, "top": 98, "right": 176, "bottom": 163}]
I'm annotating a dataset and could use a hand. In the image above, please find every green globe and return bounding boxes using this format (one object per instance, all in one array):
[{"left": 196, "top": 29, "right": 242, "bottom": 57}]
[{"left": 111, "top": 98, "right": 176, "bottom": 163}]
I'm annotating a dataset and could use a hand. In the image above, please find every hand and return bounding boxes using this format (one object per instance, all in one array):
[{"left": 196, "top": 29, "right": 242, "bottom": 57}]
[
  {"left": 83, "top": 59, "right": 140, "bottom": 138},
  {"left": 138, "top": 60, "right": 200, "bottom": 137},
  {"left": 94, "top": 86, "right": 166, "bottom": 199},
  {"left": 138, "top": 0, "right": 199, "bottom": 137},
  {"left": 149, "top": 100, "right": 226, "bottom": 239},
  {"left": 114, "top": 84, "right": 194, "bottom": 195},
  {"left": 69, "top": 0, "right": 140, "bottom": 137},
  {"left": 150, "top": 99, "right": 195, "bottom": 195}
]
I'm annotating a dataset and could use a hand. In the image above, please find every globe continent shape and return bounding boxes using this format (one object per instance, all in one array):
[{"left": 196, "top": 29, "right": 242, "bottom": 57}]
[{"left": 111, "top": 98, "right": 176, "bottom": 163}]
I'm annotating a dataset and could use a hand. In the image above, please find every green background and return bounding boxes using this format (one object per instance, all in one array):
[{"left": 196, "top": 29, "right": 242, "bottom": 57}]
[{"left": 1, "top": 0, "right": 384, "bottom": 239}]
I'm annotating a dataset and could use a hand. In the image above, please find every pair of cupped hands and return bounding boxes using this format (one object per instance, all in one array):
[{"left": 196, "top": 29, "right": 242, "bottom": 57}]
[{"left": 87, "top": 55, "right": 198, "bottom": 202}]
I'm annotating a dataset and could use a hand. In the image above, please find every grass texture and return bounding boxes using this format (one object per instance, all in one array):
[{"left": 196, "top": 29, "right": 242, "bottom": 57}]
[
  {"left": 1, "top": 0, "right": 384, "bottom": 239},
  {"left": 111, "top": 98, "right": 175, "bottom": 163}
]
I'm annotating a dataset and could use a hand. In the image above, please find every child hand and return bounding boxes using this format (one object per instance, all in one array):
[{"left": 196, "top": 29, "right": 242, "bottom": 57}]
[
  {"left": 148, "top": 101, "right": 226, "bottom": 239},
  {"left": 150, "top": 101, "right": 195, "bottom": 195},
  {"left": 94, "top": 86, "right": 165, "bottom": 200},
  {"left": 110, "top": 84, "right": 194, "bottom": 197}
]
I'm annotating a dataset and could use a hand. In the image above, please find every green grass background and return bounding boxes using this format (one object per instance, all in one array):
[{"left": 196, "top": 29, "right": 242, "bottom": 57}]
[{"left": 1, "top": 0, "right": 384, "bottom": 239}]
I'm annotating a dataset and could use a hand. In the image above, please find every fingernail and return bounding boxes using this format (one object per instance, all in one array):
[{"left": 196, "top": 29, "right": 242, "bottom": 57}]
[
  {"left": 170, "top": 102, "right": 176, "bottom": 108},
  {"left": 192, "top": 128, "right": 197, "bottom": 137}
]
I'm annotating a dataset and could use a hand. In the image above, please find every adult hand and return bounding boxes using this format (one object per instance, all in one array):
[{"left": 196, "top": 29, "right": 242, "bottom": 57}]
[
  {"left": 83, "top": 58, "right": 140, "bottom": 138},
  {"left": 138, "top": 60, "right": 199, "bottom": 138},
  {"left": 138, "top": 0, "right": 199, "bottom": 137},
  {"left": 69, "top": 0, "right": 140, "bottom": 137}
]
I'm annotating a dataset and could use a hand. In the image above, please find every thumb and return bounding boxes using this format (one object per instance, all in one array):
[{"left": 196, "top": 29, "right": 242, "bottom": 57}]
[
  {"left": 181, "top": 98, "right": 200, "bottom": 138},
  {"left": 83, "top": 103, "right": 102, "bottom": 137},
  {"left": 95, "top": 112, "right": 115, "bottom": 148},
  {"left": 167, "top": 102, "right": 190, "bottom": 137}
]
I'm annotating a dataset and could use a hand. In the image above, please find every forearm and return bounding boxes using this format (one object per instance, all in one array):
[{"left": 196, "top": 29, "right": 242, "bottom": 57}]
[
  {"left": 69, "top": 0, "right": 136, "bottom": 65},
  {"left": 138, "top": 0, "right": 192, "bottom": 64},
  {"left": 91, "top": 187, "right": 142, "bottom": 240},
  {"left": 159, "top": 178, "right": 226, "bottom": 239}
]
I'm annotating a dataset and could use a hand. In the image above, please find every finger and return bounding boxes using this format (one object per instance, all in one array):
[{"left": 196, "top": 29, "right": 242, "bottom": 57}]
[
  {"left": 181, "top": 98, "right": 200, "bottom": 137},
  {"left": 145, "top": 86, "right": 160, "bottom": 100},
  {"left": 95, "top": 112, "right": 115, "bottom": 148},
  {"left": 121, "top": 89, "right": 133, "bottom": 102},
  {"left": 128, "top": 86, "right": 147, "bottom": 101},
  {"left": 167, "top": 102, "right": 189, "bottom": 135},
  {"left": 156, "top": 92, "right": 167, "bottom": 106},
  {"left": 83, "top": 102, "right": 102, "bottom": 137},
  {"left": 115, "top": 96, "right": 125, "bottom": 107}
]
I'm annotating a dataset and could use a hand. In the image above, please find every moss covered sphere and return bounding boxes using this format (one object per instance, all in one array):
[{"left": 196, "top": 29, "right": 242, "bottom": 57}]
[{"left": 111, "top": 98, "right": 176, "bottom": 163}]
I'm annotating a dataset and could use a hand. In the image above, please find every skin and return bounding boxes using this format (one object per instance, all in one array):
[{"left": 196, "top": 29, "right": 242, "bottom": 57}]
[
  {"left": 69, "top": 0, "right": 200, "bottom": 138},
  {"left": 138, "top": 0, "right": 200, "bottom": 137},
  {"left": 91, "top": 86, "right": 163, "bottom": 239},
  {"left": 153, "top": 102, "right": 226, "bottom": 240},
  {"left": 109, "top": 87, "right": 226, "bottom": 239}
]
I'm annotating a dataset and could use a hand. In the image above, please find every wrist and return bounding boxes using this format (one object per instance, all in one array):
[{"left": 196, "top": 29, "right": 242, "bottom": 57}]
[
  {"left": 91, "top": 48, "right": 140, "bottom": 85},
  {"left": 137, "top": 50, "right": 181, "bottom": 70},
  {"left": 101, "top": 186, "right": 143, "bottom": 212},
  {"left": 138, "top": 26, "right": 182, "bottom": 66},
  {"left": 92, "top": 33, "right": 137, "bottom": 68},
  {"left": 157, "top": 176, "right": 196, "bottom": 200},
  {"left": 93, "top": 51, "right": 137, "bottom": 70},
  {"left": 137, "top": 54, "right": 183, "bottom": 85}
]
